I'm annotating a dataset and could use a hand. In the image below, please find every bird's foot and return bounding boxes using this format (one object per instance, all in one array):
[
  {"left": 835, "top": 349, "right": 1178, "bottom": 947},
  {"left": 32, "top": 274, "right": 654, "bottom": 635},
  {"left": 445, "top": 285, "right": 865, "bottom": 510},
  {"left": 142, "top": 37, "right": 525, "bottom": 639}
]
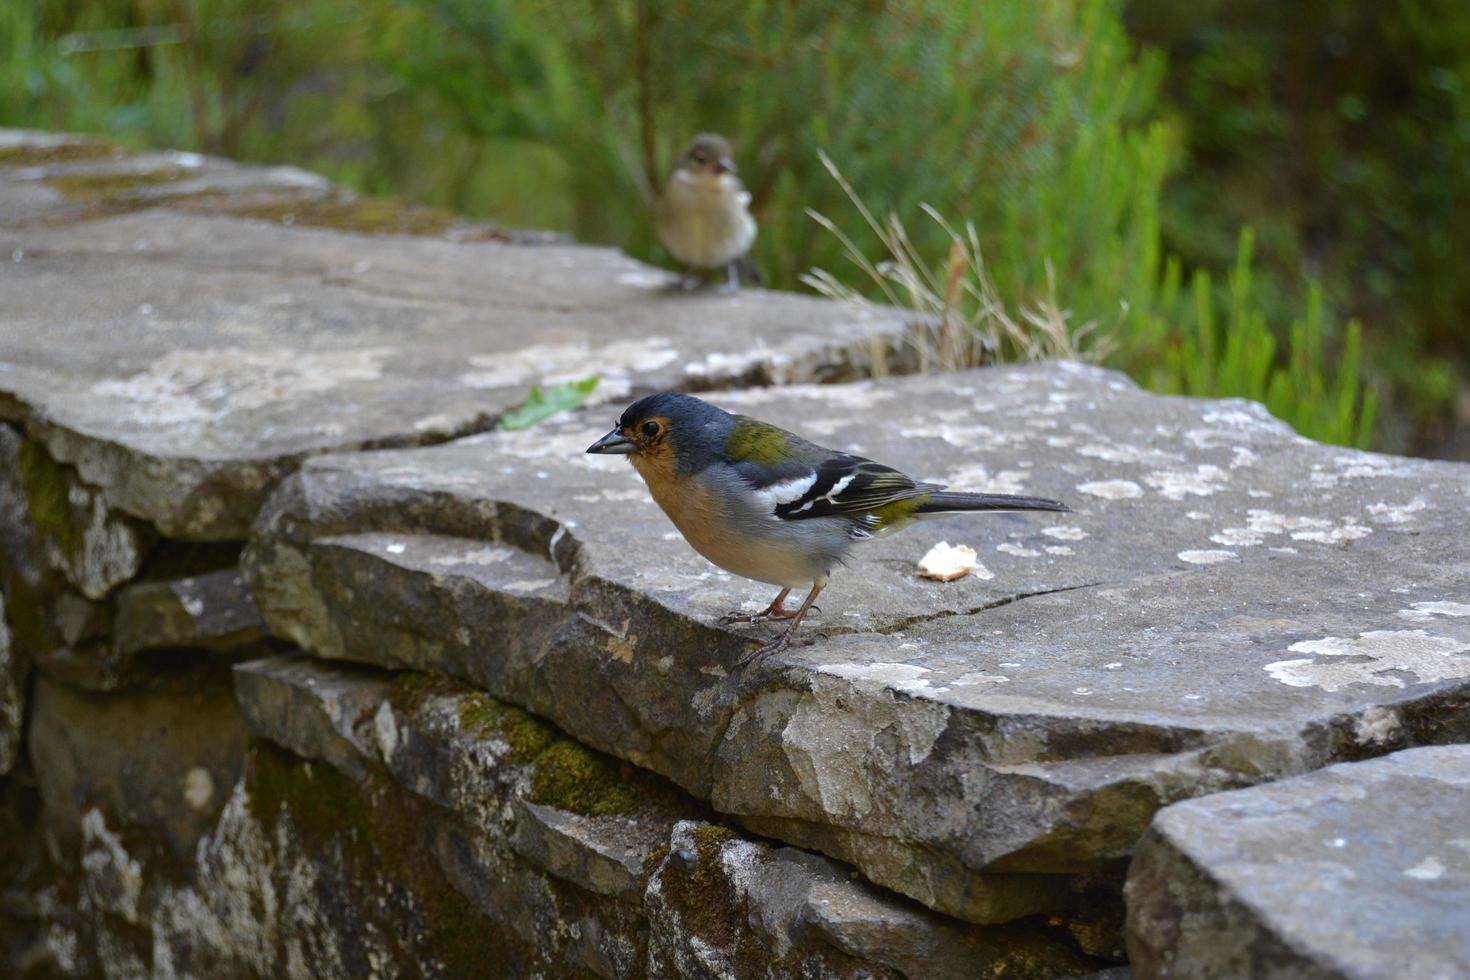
[
  {"left": 738, "top": 630, "right": 815, "bottom": 665},
  {"left": 716, "top": 277, "right": 740, "bottom": 295},
  {"left": 718, "top": 603, "right": 819, "bottom": 626}
]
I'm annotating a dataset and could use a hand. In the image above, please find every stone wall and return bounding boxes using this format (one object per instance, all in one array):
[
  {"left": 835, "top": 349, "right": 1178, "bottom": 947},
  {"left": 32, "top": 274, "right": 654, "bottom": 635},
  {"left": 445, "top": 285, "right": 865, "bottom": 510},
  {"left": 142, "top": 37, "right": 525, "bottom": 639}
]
[{"left": 3, "top": 130, "right": 1468, "bottom": 978}]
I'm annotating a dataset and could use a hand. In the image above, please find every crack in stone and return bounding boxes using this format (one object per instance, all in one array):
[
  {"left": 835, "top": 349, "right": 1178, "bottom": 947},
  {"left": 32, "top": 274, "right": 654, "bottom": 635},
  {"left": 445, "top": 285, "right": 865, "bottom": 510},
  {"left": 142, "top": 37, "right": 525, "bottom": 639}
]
[{"left": 864, "top": 581, "right": 1107, "bottom": 636}]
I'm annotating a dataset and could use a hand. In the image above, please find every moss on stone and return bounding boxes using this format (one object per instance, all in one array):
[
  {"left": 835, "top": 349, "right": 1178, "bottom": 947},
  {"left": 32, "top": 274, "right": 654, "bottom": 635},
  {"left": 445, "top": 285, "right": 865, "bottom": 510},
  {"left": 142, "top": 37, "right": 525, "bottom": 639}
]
[
  {"left": 182, "top": 192, "right": 466, "bottom": 236},
  {"left": 658, "top": 822, "right": 744, "bottom": 950},
  {"left": 388, "top": 670, "right": 461, "bottom": 714},
  {"left": 244, "top": 740, "right": 538, "bottom": 976},
  {"left": 16, "top": 439, "right": 82, "bottom": 560},
  {"left": 0, "top": 139, "right": 123, "bottom": 167},
  {"left": 45, "top": 167, "right": 191, "bottom": 200},
  {"left": 456, "top": 693, "right": 557, "bottom": 763},
  {"left": 528, "top": 740, "right": 643, "bottom": 818}
]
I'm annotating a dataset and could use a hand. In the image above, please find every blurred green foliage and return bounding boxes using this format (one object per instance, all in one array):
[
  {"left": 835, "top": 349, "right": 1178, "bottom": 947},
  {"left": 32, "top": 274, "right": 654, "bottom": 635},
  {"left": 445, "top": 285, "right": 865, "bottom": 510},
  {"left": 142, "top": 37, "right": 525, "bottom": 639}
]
[
  {"left": 1126, "top": 0, "right": 1470, "bottom": 453},
  {"left": 4, "top": 0, "right": 1457, "bottom": 452}
]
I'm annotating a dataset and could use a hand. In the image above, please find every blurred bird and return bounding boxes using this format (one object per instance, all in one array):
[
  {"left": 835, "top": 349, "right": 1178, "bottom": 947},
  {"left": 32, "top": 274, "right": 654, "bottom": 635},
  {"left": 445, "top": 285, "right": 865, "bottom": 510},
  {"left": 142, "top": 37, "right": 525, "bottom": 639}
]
[
  {"left": 655, "top": 134, "right": 758, "bottom": 293},
  {"left": 586, "top": 392, "right": 1069, "bottom": 661}
]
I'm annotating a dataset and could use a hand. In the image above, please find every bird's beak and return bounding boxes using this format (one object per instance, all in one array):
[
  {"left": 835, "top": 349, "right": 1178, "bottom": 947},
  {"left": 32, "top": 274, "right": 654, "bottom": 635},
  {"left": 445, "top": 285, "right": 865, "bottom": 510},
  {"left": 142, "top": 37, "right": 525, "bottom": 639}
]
[
  {"left": 586, "top": 428, "right": 636, "bottom": 455},
  {"left": 715, "top": 157, "right": 735, "bottom": 175}
]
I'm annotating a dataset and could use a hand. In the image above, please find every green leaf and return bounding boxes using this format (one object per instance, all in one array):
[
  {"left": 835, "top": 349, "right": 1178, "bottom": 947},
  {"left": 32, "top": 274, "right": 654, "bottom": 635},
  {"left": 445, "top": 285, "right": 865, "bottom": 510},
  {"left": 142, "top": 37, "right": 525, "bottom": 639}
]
[{"left": 497, "top": 376, "right": 599, "bottom": 431}]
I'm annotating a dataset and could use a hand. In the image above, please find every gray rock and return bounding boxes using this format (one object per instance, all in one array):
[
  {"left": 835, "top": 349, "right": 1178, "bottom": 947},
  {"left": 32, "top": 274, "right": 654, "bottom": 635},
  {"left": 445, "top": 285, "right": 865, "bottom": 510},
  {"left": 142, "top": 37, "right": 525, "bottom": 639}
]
[
  {"left": 511, "top": 800, "right": 665, "bottom": 899},
  {"left": 0, "top": 593, "right": 26, "bottom": 774},
  {"left": 0, "top": 423, "right": 153, "bottom": 601},
  {"left": 28, "top": 662, "right": 246, "bottom": 864},
  {"left": 113, "top": 568, "right": 264, "bottom": 656},
  {"left": 242, "top": 363, "right": 1470, "bottom": 923},
  {"left": 1125, "top": 745, "right": 1470, "bottom": 979},
  {"left": 231, "top": 654, "right": 1098, "bottom": 978},
  {"left": 0, "top": 182, "right": 912, "bottom": 540}
]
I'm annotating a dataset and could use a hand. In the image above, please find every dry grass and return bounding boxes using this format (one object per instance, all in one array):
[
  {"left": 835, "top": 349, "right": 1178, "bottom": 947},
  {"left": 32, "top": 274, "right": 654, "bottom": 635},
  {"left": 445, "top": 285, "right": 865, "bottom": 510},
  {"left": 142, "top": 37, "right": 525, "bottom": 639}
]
[{"left": 801, "top": 151, "right": 1111, "bottom": 374}]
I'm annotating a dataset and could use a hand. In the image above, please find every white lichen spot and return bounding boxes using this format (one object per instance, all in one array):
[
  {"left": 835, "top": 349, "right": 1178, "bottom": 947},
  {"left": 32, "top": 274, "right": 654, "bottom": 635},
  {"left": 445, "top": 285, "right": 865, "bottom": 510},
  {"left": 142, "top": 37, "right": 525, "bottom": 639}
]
[
  {"left": 1076, "top": 442, "right": 1182, "bottom": 464},
  {"left": 943, "top": 463, "right": 1028, "bottom": 495},
  {"left": 501, "top": 578, "right": 555, "bottom": 592},
  {"left": 1186, "top": 511, "right": 1210, "bottom": 520},
  {"left": 1145, "top": 464, "right": 1228, "bottom": 500},
  {"left": 1291, "top": 524, "right": 1371, "bottom": 544},
  {"left": 1044, "top": 545, "right": 1074, "bottom": 555},
  {"left": 1230, "top": 446, "right": 1259, "bottom": 468},
  {"left": 820, "top": 662, "right": 936, "bottom": 696},
  {"left": 1178, "top": 549, "right": 1237, "bottom": 565},
  {"left": 384, "top": 542, "right": 406, "bottom": 555},
  {"left": 1077, "top": 479, "right": 1142, "bottom": 500},
  {"left": 1353, "top": 706, "right": 1402, "bottom": 746},
  {"left": 1403, "top": 856, "right": 1445, "bottom": 881},
  {"left": 181, "top": 595, "right": 206, "bottom": 618},
  {"left": 1041, "top": 525, "right": 1087, "bottom": 540},
  {"left": 459, "top": 338, "right": 678, "bottom": 392},
  {"left": 1367, "top": 499, "right": 1428, "bottom": 524},
  {"left": 1264, "top": 630, "right": 1470, "bottom": 692},
  {"left": 89, "top": 346, "right": 394, "bottom": 430},
  {"left": 428, "top": 547, "right": 512, "bottom": 566},
  {"left": 372, "top": 702, "right": 399, "bottom": 761},
  {"left": 951, "top": 672, "right": 1009, "bottom": 687},
  {"left": 1398, "top": 601, "right": 1470, "bottom": 621},
  {"left": 182, "top": 767, "right": 215, "bottom": 812},
  {"left": 996, "top": 542, "right": 1041, "bottom": 558}
]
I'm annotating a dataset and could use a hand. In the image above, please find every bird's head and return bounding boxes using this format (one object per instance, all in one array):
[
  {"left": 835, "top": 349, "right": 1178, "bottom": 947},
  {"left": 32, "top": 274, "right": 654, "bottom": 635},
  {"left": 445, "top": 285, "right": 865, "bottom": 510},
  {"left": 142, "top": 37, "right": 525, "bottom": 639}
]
[
  {"left": 674, "top": 134, "right": 736, "bottom": 177},
  {"left": 585, "top": 392, "right": 730, "bottom": 471}
]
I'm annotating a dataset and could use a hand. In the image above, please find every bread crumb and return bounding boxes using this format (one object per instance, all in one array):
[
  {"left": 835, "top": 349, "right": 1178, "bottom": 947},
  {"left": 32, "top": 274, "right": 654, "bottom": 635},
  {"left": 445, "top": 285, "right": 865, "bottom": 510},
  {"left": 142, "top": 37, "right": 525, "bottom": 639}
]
[{"left": 918, "top": 541, "right": 986, "bottom": 581}]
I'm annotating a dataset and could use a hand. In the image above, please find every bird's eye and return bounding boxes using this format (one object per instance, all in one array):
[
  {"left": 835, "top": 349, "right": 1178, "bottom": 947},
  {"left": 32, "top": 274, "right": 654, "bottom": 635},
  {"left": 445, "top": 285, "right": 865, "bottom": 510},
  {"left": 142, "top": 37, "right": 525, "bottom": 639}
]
[{"left": 641, "top": 420, "right": 662, "bottom": 438}]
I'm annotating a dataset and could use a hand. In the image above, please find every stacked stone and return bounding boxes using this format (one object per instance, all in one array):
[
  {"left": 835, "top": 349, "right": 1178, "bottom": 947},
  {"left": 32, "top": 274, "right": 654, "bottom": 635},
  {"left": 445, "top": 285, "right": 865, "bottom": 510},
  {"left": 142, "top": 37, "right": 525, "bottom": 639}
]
[{"left": 3, "top": 130, "right": 1469, "bottom": 978}]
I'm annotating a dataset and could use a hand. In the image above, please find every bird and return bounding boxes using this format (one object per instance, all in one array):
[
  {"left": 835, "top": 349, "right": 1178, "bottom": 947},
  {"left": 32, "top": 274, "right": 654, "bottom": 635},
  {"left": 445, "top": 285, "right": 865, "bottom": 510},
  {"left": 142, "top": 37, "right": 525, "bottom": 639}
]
[
  {"left": 585, "top": 392, "right": 1070, "bottom": 661},
  {"left": 654, "top": 134, "right": 758, "bottom": 293}
]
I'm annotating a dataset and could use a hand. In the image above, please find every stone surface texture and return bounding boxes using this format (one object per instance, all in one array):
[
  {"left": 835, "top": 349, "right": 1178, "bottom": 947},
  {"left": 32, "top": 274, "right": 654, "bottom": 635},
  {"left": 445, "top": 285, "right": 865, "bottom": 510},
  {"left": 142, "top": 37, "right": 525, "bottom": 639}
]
[
  {"left": 242, "top": 362, "right": 1470, "bottom": 924},
  {"left": 3, "top": 129, "right": 1467, "bottom": 977},
  {"left": 1125, "top": 746, "right": 1470, "bottom": 979},
  {"left": 1, "top": 129, "right": 912, "bottom": 541}
]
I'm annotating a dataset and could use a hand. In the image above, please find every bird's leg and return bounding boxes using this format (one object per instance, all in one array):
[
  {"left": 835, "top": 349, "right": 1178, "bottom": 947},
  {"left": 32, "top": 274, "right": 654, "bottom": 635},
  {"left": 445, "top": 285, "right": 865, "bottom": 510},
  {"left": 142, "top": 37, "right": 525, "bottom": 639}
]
[
  {"left": 719, "top": 260, "right": 740, "bottom": 294},
  {"left": 719, "top": 587, "right": 792, "bottom": 625},
  {"left": 740, "top": 581, "right": 825, "bottom": 664}
]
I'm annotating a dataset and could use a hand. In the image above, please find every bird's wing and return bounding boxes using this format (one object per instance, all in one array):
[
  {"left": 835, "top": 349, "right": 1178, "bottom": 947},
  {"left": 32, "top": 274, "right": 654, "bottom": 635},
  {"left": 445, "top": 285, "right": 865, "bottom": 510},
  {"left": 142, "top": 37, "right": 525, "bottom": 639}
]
[
  {"left": 723, "top": 419, "right": 940, "bottom": 523},
  {"left": 769, "top": 455, "right": 941, "bottom": 521}
]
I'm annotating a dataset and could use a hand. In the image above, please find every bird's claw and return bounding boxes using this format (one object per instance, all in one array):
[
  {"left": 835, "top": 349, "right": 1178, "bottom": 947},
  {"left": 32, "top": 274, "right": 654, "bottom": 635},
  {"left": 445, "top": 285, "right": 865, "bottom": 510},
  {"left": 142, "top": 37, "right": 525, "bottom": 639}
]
[
  {"left": 719, "top": 608, "right": 794, "bottom": 626},
  {"left": 738, "top": 631, "right": 815, "bottom": 665}
]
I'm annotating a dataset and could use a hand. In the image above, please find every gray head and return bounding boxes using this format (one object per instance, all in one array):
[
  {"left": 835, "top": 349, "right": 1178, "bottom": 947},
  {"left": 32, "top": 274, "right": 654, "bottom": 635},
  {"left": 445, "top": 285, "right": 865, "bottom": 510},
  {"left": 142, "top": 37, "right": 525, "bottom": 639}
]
[
  {"left": 674, "top": 134, "right": 736, "bottom": 176},
  {"left": 584, "top": 391, "right": 734, "bottom": 472}
]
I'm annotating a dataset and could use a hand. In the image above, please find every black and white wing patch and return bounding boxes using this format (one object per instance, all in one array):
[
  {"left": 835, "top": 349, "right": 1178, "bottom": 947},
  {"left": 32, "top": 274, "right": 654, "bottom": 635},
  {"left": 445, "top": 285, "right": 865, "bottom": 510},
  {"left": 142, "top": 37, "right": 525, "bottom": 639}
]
[{"left": 757, "top": 455, "right": 940, "bottom": 522}]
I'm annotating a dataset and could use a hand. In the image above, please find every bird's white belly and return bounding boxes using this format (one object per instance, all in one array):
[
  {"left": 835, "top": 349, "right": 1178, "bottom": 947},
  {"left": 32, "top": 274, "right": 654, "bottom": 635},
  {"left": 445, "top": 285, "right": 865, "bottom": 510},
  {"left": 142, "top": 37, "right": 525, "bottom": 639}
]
[{"left": 657, "top": 179, "right": 756, "bottom": 269}]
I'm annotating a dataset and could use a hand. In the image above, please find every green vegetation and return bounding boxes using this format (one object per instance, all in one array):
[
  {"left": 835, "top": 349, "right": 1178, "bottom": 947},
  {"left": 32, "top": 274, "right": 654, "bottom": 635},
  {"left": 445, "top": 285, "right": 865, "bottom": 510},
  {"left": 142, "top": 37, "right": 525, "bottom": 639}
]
[
  {"left": 497, "top": 378, "right": 600, "bottom": 431},
  {"left": 3, "top": 0, "right": 1462, "bottom": 452}
]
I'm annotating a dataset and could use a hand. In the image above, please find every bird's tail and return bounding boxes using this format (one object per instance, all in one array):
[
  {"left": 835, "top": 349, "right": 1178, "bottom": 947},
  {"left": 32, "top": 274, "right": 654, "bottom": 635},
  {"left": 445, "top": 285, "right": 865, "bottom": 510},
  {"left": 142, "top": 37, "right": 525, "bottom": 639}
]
[{"left": 917, "top": 491, "right": 1070, "bottom": 515}]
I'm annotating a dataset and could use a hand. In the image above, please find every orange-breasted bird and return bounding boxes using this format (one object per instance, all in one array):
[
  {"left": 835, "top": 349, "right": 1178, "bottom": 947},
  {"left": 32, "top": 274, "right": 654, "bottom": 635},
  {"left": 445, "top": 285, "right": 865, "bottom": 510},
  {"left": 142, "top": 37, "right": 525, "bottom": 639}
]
[{"left": 586, "top": 392, "right": 1070, "bottom": 660}]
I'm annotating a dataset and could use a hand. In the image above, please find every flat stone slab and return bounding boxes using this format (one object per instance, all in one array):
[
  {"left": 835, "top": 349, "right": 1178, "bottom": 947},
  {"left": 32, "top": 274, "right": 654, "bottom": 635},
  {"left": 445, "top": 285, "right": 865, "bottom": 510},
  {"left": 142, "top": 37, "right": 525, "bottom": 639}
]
[
  {"left": 1125, "top": 746, "right": 1470, "bottom": 979},
  {"left": 231, "top": 654, "right": 1098, "bottom": 978},
  {"left": 0, "top": 134, "right": 910, "bottom": 540},
  {"left": 242, "top": 362, "right": 1470, "bottom": 923}
]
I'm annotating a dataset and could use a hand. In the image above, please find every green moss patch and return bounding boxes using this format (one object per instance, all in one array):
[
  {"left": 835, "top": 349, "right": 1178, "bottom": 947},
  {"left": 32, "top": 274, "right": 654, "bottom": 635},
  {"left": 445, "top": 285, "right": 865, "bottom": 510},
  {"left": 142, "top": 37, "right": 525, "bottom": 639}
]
[
  {"left": 529, "top": 740, "right": 643, "bottom": 818},
  {"left": 0, "top": 139, "right": 124, "bottom": 167},
  {"left": 176, "top": 191, "right": 480, "bottom": 237},
  {"left": 456, "top": 692, "right": 556, "bottom": 762},
  {"left": 658, "top": 823, "right": 744, "bottom": 950},
  {"left": 16, "top": 439, "right": 82, "bottom": 560},
  {"left": 45, "top": 167, "right": 191, "bottom": 200}
]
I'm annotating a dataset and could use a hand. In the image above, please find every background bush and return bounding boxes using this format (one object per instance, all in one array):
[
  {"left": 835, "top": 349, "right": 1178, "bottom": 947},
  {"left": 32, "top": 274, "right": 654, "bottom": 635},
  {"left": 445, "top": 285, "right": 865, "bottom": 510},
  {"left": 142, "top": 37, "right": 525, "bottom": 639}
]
[{"left": 3, "top": 0, "right": 1462, "bottom": 454}]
